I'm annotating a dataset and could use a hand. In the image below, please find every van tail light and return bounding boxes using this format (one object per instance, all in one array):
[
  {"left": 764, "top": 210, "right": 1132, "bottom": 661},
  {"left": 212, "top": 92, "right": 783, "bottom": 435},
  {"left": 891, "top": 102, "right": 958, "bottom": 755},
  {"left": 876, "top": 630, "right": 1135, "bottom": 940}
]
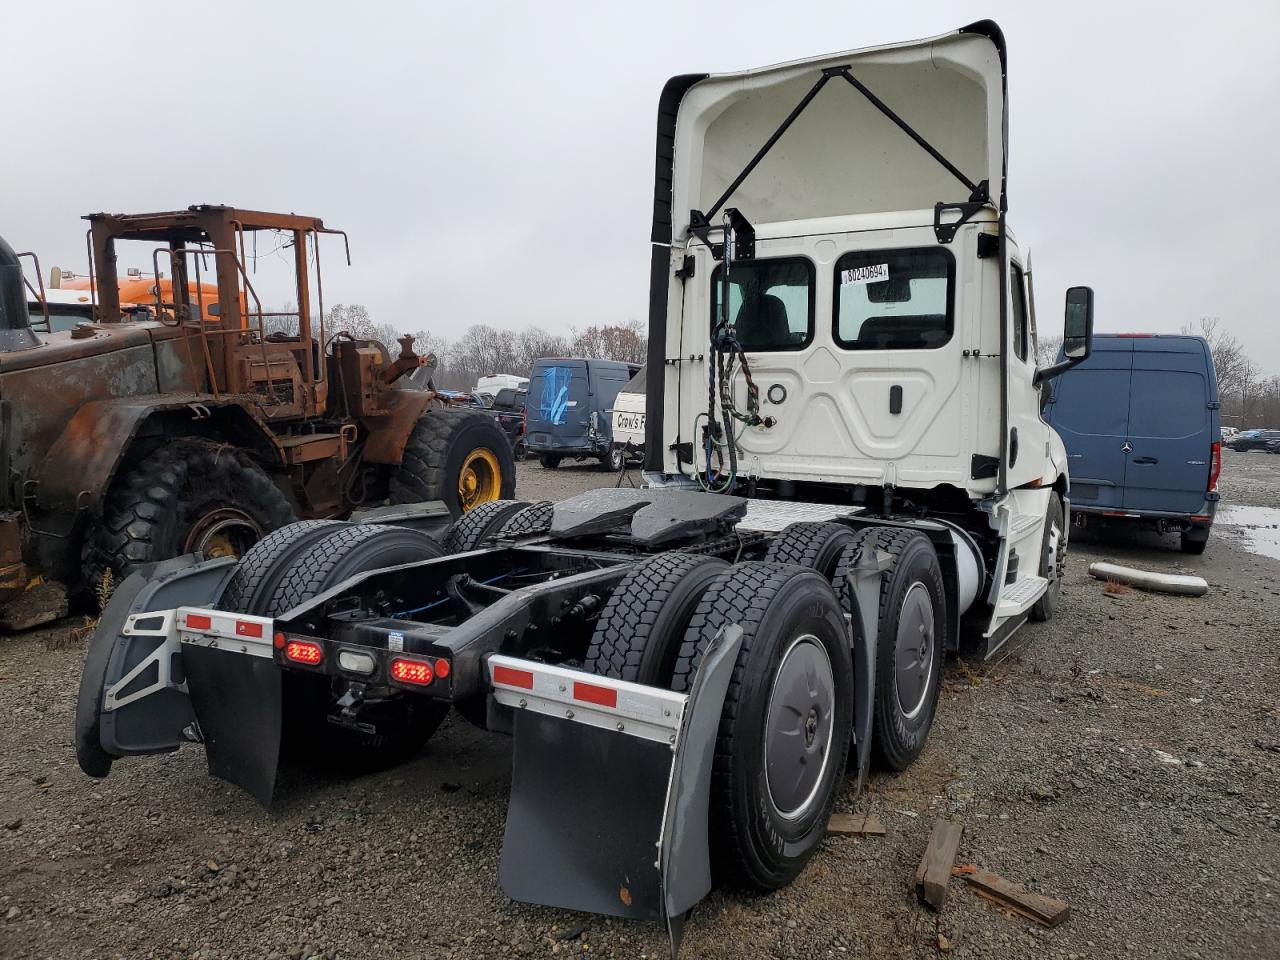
[{"left": 1208, "top": 441, "right": 1222, "bottom": 492}]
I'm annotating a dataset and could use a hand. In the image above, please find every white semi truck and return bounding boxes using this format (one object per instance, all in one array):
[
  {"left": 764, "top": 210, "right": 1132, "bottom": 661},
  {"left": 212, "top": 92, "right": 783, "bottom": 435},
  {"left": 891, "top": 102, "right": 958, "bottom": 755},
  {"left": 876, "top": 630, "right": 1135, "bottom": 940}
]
[{"left": 76, "top": 20, "right": 1093, "bottom": 954}]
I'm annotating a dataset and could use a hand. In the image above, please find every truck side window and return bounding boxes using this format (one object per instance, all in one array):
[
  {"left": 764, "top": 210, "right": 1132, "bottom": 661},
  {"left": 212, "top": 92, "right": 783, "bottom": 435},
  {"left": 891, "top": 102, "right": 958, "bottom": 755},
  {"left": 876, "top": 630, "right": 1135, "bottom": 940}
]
[
  {"left": 710, "top": 257, "right": 814, "bottom": 352},
  {"left": 833, "top": 247, "right": 954, "bottom": 350},
  {"left": 1011, "top": 262, "right": 1029, "bottom": 363}
]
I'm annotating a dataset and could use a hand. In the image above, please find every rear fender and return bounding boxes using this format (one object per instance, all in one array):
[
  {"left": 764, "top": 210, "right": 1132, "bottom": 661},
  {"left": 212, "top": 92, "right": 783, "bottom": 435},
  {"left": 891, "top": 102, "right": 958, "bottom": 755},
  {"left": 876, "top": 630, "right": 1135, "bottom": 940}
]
[
  {"left": 841, "top": 546, "right": 891, "bottom": 793},
  {"left": 361, "top": 389, "right": 433, "bottom": 465},
  {"left": 75, "top": 556, "right": 285, "bottom": 806},
  {"left": 75, "top": 554, "right": 237, "bottom": 776},
  {"left": 36, "top": 396, "right": 284, "bottom": 519}
]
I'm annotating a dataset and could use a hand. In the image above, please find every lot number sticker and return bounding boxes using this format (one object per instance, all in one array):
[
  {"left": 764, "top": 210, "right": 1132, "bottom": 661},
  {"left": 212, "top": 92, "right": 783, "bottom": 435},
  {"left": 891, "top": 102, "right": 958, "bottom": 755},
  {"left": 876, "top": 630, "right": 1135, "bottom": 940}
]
[{"left": 841, "top": 263, "right": 889, "bottom": 285}]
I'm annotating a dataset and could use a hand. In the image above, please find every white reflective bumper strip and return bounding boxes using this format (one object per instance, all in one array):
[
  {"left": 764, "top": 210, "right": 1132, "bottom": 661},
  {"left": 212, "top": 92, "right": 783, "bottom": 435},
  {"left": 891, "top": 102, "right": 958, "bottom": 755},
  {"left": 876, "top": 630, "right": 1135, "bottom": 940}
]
[
  {"left": 171, "top": 606, "right": 275, "bottom": 659},
  {"left": 488, "top": 654, "right": 688, "bottom": 746}
]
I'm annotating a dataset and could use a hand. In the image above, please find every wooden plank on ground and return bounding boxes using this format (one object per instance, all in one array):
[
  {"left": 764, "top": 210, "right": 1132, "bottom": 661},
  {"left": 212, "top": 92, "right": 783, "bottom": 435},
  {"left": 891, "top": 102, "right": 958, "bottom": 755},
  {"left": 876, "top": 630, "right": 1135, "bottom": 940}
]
[
  {"left": 826, "top": 814, "right": 886, "bottom": 837},
  {"left": 914, "top": 819, "right": 963, "bottom": 910},
  {"left": 965, "top": 869, "right": 1070, "bottom": 927}
]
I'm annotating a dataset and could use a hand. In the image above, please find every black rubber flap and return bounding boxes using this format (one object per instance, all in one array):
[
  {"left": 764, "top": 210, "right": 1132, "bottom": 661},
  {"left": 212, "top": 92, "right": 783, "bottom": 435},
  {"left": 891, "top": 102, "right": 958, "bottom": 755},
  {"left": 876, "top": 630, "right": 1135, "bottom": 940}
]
[
  {"left": 182, "top": 645, "right": 282, "bottom": 806},
  {"left": 500, "top": 712, "right": 672, "bottom": 920},
  {"left": 78, "top": 555, "right": 236, "bottom": 777},
  {"left": 548, "top": 487, "right": 747, "bottom": 546}
]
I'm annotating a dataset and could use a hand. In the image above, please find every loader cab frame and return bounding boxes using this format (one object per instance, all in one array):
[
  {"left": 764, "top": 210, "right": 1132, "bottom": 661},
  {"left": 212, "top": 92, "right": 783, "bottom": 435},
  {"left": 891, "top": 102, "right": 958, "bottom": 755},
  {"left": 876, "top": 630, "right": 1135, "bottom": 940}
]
[{"left": 85, "top": 205, "right": 351, "bottom": 420}]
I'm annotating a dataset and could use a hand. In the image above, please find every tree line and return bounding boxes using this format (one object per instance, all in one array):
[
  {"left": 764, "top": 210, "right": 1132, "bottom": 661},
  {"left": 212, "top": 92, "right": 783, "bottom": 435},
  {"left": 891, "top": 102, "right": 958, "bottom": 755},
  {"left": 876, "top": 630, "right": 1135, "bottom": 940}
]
[
  {"left": 319, "top": 305, "right": 646, "bottom": 392},
  {"left": 1182, "top": 317, "right": 1280, "bottom": 429}
]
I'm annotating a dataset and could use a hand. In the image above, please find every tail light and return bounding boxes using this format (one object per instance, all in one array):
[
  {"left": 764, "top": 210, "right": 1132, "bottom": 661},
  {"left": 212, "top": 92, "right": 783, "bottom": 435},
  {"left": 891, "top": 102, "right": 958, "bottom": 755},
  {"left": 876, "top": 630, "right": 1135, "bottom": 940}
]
[
  {"left": 284, "top": 639, "right": 323, "bottom": 665},
  {"left": 1208, "top": 441, "right": 1222, "bottom": 492},
  {"left": 390, "top": 657, "right": 434, "bottom": 686}
]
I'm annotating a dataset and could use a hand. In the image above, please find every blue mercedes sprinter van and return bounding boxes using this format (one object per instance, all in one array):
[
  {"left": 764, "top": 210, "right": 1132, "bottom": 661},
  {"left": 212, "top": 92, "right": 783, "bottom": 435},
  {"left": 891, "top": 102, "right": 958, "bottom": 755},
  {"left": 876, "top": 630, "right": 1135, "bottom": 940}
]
[
  {"left": 526, "top": 358, "right": 640, "bottom": 469},
  {"left": 1044, "top": 334, "right": 1220, "bottom": 553}
]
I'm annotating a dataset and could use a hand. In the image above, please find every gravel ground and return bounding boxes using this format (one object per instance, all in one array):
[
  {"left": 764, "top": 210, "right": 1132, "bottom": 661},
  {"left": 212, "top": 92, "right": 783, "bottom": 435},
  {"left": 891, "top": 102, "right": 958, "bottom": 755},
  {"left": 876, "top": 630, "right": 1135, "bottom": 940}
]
[{"left": 2, "top": 454, "right": 1277, "bottom": 960}]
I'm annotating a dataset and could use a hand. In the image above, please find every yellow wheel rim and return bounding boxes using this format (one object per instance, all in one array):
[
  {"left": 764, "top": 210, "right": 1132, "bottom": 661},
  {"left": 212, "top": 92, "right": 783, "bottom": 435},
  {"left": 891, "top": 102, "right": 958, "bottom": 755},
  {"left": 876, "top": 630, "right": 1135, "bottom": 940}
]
[{"left": 459, "top": 447, "right": 502, "bottom": 512}]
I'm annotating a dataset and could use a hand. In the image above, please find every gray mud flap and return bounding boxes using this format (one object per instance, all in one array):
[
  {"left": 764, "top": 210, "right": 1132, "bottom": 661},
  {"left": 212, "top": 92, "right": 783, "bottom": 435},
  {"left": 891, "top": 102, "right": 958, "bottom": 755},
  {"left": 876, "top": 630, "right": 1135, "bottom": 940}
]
[
  {"left": 493, "top": 625, "right": 742, "bottom": 957},
  {"left": 75, "top": 554, "right": 284, "bottom": 805}
]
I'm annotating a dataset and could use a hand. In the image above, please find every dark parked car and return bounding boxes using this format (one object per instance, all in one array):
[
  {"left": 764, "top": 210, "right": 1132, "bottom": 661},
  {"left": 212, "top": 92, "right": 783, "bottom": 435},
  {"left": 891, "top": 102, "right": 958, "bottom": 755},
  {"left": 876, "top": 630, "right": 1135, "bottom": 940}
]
[
  {"left": 1229, "top": 429, "right": 1280, "bottom": 452},
  {"left": 488, "top": 387, "right": 528, "bottom": 459}
]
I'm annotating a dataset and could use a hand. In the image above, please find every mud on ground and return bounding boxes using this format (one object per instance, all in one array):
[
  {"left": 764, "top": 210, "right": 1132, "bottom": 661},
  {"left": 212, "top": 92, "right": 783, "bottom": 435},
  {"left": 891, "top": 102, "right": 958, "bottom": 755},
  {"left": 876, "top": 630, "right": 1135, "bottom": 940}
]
[{"left": 1, "top": 454, "right": 1277, "bottom": 960}]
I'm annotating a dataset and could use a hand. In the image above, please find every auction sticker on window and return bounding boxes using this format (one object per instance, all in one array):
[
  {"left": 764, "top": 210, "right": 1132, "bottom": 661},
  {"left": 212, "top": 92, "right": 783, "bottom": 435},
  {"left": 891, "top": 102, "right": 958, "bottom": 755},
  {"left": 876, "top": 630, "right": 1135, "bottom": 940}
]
[{"left": 841, "top": 263, "right": 889, "bottom": 285}]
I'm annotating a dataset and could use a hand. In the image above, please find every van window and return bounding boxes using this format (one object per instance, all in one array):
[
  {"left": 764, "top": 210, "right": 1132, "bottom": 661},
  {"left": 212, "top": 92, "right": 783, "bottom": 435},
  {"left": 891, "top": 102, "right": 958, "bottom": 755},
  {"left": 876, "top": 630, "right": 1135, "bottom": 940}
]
[
  {"left": 1128, "top": 371, "right": 1206, "bottom": 439},
  {"left": 529, "top": 363, "right": 586, "bottom": 426},
  {"left": 1011, "top": 262, "right": 1029, "bottom": 362},
  {"left": 710, "top": 257, "right": 814, "bottom": 352},
  {"left": 833, "top": 248, "right": 954, "bottom": 350}
]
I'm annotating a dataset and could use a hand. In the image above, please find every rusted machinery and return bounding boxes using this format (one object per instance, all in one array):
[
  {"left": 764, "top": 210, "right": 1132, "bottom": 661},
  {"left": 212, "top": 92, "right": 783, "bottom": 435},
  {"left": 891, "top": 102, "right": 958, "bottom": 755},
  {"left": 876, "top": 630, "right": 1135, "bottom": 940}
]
[{"left": 0, "top": 205, "right": 513, "bottom": 627}]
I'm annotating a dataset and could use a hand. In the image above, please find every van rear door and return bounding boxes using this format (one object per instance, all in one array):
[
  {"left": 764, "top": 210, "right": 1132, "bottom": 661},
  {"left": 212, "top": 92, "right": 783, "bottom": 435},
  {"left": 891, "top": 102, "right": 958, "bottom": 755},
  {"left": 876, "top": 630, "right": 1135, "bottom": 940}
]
[
  {"left": 1122, "top": 341, "right": 1213, "bottom": 514},
  {"left": 1046, "top": 340, "right": 1133, "bottom": 511},
  {"left": 527, "top": 360, "right": 590, "bottom": 448}
]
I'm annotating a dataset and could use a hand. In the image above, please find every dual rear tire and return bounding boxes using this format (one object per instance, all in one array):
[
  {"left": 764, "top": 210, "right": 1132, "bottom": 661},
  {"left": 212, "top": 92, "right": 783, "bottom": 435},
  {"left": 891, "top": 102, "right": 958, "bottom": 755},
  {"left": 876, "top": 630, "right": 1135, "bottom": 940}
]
[
  {"left": 583, "top": 522, "right": 955, "bottom": 889},
  {"left": 584, "top": 554, "right": 854, "bottom": 891}
]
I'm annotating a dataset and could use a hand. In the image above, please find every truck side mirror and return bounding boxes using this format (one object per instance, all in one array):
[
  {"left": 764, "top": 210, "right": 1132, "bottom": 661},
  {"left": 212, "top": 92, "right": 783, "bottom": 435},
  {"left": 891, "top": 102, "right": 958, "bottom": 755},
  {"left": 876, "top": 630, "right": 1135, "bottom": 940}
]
[
  {"left": 1034, "top": 286, "right": 1095, "bottom": 385},
  {"left": 1063, "top": 286, "right": 1093, "bottom": 360}
]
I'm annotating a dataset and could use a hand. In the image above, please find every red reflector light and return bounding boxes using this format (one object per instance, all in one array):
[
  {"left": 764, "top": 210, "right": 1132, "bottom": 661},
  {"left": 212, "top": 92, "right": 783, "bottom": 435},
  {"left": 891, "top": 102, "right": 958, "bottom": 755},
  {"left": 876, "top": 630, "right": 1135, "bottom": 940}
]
[
  {"left": 273, "top": 632, "right": 286, "bottom": 649},
  {"left": 236, "top": 620, "right": 263, "bottom": 639},
  {"left": 390, "top": 658, "right": 433, "bottom": 686},
  {"left": 284, "top": 640, "right": 323, "bottom": 665},
  {"left": 492, "top": 665, "right": 534, "bottom": 689},
  {"left": 184, "top": 613, "right": 212, "bottom": 630},
  {"left": 1208, "top": 442, "right": 1221, "bottom": 492},
  {"left": 434, "top": 658, "right": 451, "bottom": 679},
  {"left": 573, "top": 681, "right": 618, "bottom": 709}
]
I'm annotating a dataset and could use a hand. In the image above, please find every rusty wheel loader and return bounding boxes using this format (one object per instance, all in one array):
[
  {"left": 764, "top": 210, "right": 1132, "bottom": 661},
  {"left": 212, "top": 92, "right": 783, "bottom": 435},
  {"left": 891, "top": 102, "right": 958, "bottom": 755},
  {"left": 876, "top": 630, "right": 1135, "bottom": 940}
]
[{"left": 0, "top": 205, "right": 514, "bottom": 629}]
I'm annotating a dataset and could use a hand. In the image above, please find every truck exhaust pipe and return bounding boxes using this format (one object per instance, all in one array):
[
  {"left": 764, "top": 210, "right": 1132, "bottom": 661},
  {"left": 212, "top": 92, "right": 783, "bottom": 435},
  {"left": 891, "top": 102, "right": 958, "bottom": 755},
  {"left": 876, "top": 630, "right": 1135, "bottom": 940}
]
[{"left": 0, "top": 234, "right": 41, "bottom": 352}]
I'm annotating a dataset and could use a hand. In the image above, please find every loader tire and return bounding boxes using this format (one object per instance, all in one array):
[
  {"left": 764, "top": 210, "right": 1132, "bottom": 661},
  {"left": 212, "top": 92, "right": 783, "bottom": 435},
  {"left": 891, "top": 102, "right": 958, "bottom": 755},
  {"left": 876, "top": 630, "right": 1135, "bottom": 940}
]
[
  {"left": 443, "top": 499, "right": 530, "bottom": 553},
  {"left": 389, "top": 409, "right": 515, "bottom": 515},
  {"left": 220, "top": 520, "right": 348, "bottom": 614},
  {"left": 265, "top": 524, "right": 450, "bottom": 770},
  {"left": 850, "top": 528, "right": 946, "bottom": 772},
  {"left": 584, "top": 552, "right": 727, "bottom": 684},
  {"left": 670, "top": 562, "right": 853, "bottom": 891},
  {"left": 493, "top": 500, "right": 554, "bottom": 539},
  {"left": 1031, "top": 493, "right": 1066, "bottom": 621},
  {"left": 764, "top": 521, "right": 858, "bottom": 579},
  {"left": 83, "top": 439, "right": 296, "bottom": 602}
]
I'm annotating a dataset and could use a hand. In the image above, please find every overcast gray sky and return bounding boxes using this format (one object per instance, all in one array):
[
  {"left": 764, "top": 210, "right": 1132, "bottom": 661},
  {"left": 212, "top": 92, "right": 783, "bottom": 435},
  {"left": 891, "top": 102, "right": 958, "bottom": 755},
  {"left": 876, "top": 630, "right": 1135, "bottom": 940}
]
[{"left": 8, "top": 1, "right": 1279, "bottom": 372}]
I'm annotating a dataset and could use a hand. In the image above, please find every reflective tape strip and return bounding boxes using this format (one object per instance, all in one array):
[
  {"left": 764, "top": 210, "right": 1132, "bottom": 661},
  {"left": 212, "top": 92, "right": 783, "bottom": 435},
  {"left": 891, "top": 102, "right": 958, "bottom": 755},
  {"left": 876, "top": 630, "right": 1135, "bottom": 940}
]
[
  {"left": 488, "top": 654, "right": 687, "bottom": 745},
  {"left": 164, "top": 606, "right": 276, "bottom": 659}
]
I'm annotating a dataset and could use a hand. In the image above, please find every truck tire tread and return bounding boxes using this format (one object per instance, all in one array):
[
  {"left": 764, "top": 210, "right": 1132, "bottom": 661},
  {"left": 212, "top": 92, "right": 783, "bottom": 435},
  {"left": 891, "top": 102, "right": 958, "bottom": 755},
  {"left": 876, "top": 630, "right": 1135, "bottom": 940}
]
[{"left": 584, "top": 552, "right": 727, "bottom": 683}]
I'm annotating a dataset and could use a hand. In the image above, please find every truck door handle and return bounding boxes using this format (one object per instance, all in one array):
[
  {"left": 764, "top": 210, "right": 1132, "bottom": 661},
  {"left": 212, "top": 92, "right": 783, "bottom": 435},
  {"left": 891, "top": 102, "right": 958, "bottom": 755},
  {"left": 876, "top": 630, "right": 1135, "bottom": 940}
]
[{"left": 1132, "top": 456, "right": 1158, "bottom": 465}]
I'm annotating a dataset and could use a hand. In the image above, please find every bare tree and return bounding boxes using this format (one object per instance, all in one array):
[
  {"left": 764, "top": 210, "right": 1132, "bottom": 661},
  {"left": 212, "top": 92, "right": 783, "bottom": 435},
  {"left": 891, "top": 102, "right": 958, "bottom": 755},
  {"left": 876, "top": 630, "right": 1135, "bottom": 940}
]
[
  {"left": 1182, "top": 317, "right": 1255, "bottom": 403},
  {"left": 569, "top": 319, "right": 647, "bottom": 364},
  {"left": 1035, "top": 334, "right": 1063, "bottom": 369}
]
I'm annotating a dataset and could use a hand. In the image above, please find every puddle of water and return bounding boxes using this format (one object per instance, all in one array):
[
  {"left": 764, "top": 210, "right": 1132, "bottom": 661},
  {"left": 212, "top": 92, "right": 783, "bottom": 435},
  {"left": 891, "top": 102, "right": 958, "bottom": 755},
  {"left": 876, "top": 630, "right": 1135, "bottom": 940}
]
[{"left": 1216, "top": 504, "right": 1280, "bottom": 560}]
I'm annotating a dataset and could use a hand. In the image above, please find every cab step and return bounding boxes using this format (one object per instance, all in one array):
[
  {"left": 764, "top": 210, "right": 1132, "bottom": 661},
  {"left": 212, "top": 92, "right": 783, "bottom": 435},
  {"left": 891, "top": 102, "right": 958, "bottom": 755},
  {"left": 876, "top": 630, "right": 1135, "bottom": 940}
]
[{"left": 995, "top": 575, "right": 1048, "bottom": 618}]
